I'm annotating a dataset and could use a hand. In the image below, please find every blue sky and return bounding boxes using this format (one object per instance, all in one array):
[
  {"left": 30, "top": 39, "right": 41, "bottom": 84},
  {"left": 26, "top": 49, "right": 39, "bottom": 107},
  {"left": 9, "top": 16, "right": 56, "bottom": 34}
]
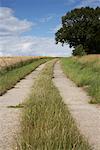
[{"left": 0, "top": 0, "right": 100, "bottom": 56}]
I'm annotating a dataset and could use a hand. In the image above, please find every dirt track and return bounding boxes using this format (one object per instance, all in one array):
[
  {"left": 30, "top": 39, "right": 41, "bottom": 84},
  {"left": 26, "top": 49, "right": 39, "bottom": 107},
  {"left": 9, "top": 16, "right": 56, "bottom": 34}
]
[
  {"left": 0, "top": 64, "right": 45, "bottom": 150},
  {"left": 53, "top": 62, "right": 100, "bottom": 150}
]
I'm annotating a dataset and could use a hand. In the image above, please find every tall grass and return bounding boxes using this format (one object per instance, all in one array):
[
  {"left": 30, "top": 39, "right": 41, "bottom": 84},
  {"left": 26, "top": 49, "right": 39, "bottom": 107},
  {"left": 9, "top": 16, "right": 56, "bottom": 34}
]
[
  {"left": 0, "top": 58, "right": 48, "bottom": 95},
  {"left": 61, "top": 55, "right": 100, "bottom": 103},
  {"left": 17, "top": 60, "right": 91, "bottom": 150}
]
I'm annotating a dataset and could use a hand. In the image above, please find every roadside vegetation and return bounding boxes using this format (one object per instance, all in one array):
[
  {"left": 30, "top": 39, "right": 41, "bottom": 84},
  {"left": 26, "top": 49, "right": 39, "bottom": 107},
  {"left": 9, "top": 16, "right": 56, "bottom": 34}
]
[
  {"left": 17, "top": 60, "right": 91, "bottom": 150},
  {"left": 61, "top": 55, "right": 100, "bottom": 103},
  {"left": 0, "top": 58, "right": 48, "bottom": 95},
  {"left": 0, "top": 57, "right": 42, "bottom": 74}
]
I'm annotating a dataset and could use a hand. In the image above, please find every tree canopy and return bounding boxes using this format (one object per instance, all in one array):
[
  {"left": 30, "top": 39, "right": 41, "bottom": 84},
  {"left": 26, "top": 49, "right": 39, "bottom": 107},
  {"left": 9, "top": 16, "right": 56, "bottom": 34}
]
[{"left": 55, "top": 7, "right": 100, "bottom": 55}]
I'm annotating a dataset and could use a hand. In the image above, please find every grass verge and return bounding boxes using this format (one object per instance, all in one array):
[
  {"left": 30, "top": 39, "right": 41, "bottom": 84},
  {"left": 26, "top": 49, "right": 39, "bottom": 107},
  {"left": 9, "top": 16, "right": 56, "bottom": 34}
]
[
  {"left": 0, "top": 58, "right": 48, "bottom": 96},
  {"left": 17, "top": 60, "right": 91, "bottom": 150},
  {"left": 61, "top": 56, "right": 100, "bottom": 103}
]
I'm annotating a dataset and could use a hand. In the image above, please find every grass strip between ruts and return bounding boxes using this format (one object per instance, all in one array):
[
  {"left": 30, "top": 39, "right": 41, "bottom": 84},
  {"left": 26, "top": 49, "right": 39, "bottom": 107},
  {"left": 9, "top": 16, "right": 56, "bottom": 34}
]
[{"left": 17, "top": 59, "right": 91, "bottom": 150}]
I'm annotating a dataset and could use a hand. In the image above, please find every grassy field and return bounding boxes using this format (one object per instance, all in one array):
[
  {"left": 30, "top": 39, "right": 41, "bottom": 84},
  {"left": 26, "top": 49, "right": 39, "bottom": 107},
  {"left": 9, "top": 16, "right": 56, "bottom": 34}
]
[
  {"left": 0, "top": 58, "right": 48, "bottom": 95},
  {"left": 61, "top": 55, "right": 100, "bottom": 103},
  {"left": 17, "top": 60, "right": 91, "bottom": 150}
]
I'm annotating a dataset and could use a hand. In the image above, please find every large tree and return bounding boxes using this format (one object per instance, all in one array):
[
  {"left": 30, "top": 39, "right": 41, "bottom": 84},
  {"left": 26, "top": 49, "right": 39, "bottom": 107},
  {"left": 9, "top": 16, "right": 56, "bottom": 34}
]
[{"left": 55, "top": 7, "right": 100, "bottom": 55}]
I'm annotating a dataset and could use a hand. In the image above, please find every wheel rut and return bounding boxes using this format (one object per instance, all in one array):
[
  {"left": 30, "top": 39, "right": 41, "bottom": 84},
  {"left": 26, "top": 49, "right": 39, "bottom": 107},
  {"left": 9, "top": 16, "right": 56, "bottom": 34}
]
[{"left": 0, "top": 63, "right": 45, "bottom": 150}]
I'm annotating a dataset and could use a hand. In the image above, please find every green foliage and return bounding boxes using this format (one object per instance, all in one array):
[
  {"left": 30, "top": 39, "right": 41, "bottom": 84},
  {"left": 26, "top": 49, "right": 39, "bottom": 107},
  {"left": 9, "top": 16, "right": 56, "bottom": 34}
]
[
  {"left": 55, "top": 7, "right": 100, "bottom": 55},
  {"left": 17, "top": 60, "right": 91, "bottom": 150},
  {"left": 73, "top": 44, "right": 86, "bottom": 56},
  {"left": 61, "top": 57, "right": 100, "bottom": 103}
]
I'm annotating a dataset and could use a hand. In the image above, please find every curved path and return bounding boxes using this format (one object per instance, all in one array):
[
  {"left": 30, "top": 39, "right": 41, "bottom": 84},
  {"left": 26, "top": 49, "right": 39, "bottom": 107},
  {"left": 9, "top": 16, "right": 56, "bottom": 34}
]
[
  {"left": 53, "top": 62, "right": 100, "bottom": 150},
  {"left": 0, "top": 63, "right": 45, "bottom": 150}
]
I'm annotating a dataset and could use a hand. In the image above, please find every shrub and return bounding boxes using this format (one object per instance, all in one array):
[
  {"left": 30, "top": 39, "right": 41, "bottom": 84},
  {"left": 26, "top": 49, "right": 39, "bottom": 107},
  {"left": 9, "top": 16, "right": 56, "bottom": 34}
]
[{"left": 73, "top": 44, "right": 86, "bottom": 56}]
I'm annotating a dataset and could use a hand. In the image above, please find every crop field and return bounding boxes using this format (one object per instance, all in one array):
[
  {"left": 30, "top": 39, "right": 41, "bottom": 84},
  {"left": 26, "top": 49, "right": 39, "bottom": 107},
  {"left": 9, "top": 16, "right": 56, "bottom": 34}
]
[{"left": 0, "top": 56, "right": 41, "bottom": 70}]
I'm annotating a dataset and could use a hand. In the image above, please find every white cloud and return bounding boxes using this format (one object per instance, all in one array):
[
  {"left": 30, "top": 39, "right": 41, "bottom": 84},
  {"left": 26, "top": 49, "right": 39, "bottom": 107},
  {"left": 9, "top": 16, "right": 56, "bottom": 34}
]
[
  {"left": 0, "top": 7, "right": 72, "bottom": 57},
  {"left": 64, "top": 0, "right": 76, "bottom": 6},
  {"left": 50, "top": 24, "right": 62, "bottom": 33},
  {"left": 0, "top": 35, "right": 72, "bottom": 56},
  {"left": 0, "top": 7, "right": 34, "bottom": 36},
  {"left": 76, "top": 0, "right": 100, "bottom": 8},
  {"left": 39, "top": 16, "right": 54, "bottom": 23},
  {"left": 64, "top": 0, "right": 100, "bottom": 8}
]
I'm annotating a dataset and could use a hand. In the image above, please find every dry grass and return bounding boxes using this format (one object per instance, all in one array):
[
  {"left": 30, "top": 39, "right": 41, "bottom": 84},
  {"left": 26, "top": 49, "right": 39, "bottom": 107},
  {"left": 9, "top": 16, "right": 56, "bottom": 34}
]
[
  {"left": 0, "top": 56, "right": 42, "bottom": 70},
  {"left": 74, "top": 54, "right": 100, "bottom": 63}
]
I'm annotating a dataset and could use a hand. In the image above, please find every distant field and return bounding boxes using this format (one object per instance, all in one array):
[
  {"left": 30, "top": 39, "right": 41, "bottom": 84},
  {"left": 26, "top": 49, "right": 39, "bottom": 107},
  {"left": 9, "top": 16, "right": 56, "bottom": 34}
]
[
  {"left": 0, "top": 56, "right": 41, "bottom": 70},
  {"left": 61, "top": 55, "right": 100, "bottom": 103}
]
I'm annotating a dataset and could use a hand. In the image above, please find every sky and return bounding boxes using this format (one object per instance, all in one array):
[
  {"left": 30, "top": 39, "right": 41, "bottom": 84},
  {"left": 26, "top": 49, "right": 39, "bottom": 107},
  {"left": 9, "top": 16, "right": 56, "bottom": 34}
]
[{"left": 0, "top": 0, "right": 100, "bottom": 56}]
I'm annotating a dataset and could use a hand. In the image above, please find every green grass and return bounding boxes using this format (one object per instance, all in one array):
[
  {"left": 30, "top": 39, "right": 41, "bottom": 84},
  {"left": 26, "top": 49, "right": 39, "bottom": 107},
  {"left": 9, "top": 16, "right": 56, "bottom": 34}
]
[
  {"left": 0, "top": 58, "right": 48, "bottom": 96},
  {"left": 16, "top": 59, "right": 91, "bottom": 150},
  {"left": 61, "top": 56, "right": 100, "bottom": 103}
]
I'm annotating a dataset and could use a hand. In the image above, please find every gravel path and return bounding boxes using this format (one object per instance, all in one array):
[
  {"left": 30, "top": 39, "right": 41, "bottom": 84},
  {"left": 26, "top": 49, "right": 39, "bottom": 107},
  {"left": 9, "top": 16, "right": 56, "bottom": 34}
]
[
  {"left": 53, "top": 62, "right": 100, "bottom": 150},
  {"left": 0, "top": 63, "right": 45, "bottom": 150}
]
